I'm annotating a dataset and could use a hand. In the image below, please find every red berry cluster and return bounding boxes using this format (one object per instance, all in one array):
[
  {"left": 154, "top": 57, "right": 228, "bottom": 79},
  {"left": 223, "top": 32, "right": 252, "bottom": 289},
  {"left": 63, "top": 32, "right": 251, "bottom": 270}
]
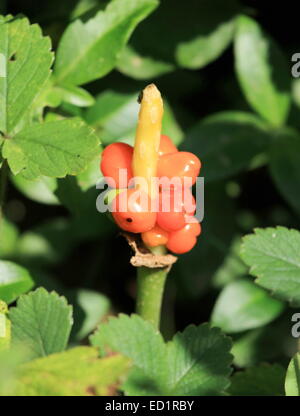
[{"left": 100, "top": 135, "right": 201, "bottom": 254}]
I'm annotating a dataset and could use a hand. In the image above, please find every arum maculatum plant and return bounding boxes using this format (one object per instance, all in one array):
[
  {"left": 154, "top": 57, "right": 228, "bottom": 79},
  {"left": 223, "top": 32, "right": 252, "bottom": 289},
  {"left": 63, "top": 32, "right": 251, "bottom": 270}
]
[{"left": 100, "top": 84, "right": 202, "bottom": 328}]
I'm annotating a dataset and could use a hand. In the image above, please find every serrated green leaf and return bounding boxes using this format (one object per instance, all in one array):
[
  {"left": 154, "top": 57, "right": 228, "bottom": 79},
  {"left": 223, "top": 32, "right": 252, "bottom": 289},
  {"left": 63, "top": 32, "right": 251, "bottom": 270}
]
[
  {"left": 184, "top": 111, "right": 270, "bottom": 182},
  {"left": 0, "top": 16, "right": 53, "bottom": 134},
  {"left": 91, "top": 314, "right": 232, "bottom": 396},
  {"left": 11, "top": 175, "right": 59, "bottom": 205},
  {"left": 228, "top": 364, "right": 285, "bottom": 396},
  {"left": 240, "top": 227, "right": 300, "bottom": 306},
  {"left": 234, "top": 15, "right": 290, "bottom": 126},
  {"left": 54, "top": 0, "right": 158, "bottom": 86},
  {"left": 285, "top": 353, "right": 300, "bottom": 396},
  {"left": 269, "top": 129, "right": 300, "bottom": 215},
  {"left": 10, "top": 288, "right": 73, "bottom": 360},
  {"left": 0, "top": 260, "right": 34, "bottom": 304},
  {"left": 211, "top": 279, "right": 284, "bottom": 333},
  {"left": 3, "top": 119, "right": 100, "bottom": 179},
  {"left": 13, "top": 346, "right": 130, "bottom": 396}
]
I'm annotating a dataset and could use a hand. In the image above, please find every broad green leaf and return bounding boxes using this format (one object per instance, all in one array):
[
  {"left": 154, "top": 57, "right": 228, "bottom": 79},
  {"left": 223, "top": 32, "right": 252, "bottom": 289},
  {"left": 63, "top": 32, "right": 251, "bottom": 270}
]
[
  {"left": 240, "top": 227, "right": 300, "bottom": 306},
  {"left": 70, "top": 289, "right": 110, "bottom": 341},
  {"left": 16, "top": 218, "right": 72, "bottom": 266},
  {"left": 184, "top": 111, "right": 270, "bottom": 182},
  {"left": 56, "top": 85, "right": 95, "bottom": 107},
  {"left": 0, "top": 16, "right": 53, "bottom": 134},
  {"left": 211, "top": 279, "right": 284, "bottom": 333},
  {"left": 13, "top": 347, "right": 130, "bottom": 396},
  {"left": 269, "top": 129, "right": 300, "bottom": 214},
  {"left": 3, "top": 119, "right": 100, "bottom": 180},
  {"left": 228, "top": 364, "right": 285, "bottom": 396},
  {"left": 285, "top": 354, "right": 300, "bottom": 396},
  {"left": 84, "top": 90, "right": 139, "bottom": 145},
  {"left": 0, "top": 218, "right": 19, "bottom": 257},
  {"left": 54, "top": 0, "right": 158, "bottom": 86},
  {"left": 176, "top": 1, "right": 237, "bottom": 69},
  {"left": 10, "top": 288, "right": 73, "bottom": 360},
  {"left": 0, "top": 260, "right": 34, "bottom": 304},
  {"left": 234, "top": 15, "right": 290, "bottom": 126},
  {"left": 231, "top": 314, "right": 296, "bottom": 368},
  {"left": 212, "top": 238, "right": 248, "bottom": 288},
  {"left": 11, "top": 175, "right": 59, "bottom": 205},
  {"left": 118, "top": 0, "right": 240, "bottom": 79},
  {"left": 91, "top": 314, "right": 232, "bottom": 396},
  {"left": 117, "top": 45, "right": 174, "bottom": 80}
]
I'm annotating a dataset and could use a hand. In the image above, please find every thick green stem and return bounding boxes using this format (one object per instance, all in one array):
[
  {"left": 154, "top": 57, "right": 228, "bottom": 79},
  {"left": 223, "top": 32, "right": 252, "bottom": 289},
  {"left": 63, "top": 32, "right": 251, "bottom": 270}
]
[{"left": 136, "top": 246, "right": 169, "bottom": 329}]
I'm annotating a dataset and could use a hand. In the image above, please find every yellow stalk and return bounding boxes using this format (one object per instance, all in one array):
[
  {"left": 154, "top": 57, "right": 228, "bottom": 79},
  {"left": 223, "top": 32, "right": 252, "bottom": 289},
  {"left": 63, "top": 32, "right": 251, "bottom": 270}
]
[{"left": 132, "top": 84, "right": 163, "bottom": 200}]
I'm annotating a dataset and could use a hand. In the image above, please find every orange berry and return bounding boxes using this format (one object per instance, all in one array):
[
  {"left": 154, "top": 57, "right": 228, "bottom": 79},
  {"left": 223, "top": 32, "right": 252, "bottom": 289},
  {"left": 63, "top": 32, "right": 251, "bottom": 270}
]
[
  {"left": 156, "top": 190, "right": 186, "bottom": 232},
  {"left": 158, "top": 135, "right": 178, "bottom": 157},
  {"left": 166, "top": 223, "right": 199, "bottom": 254},
  {"left": 111, "top": 189, "right": 156, "bottom": 233},
  {"left": 157, "top": 151, "right": 201, "bottom": 186},
  {"left": 141, "top": 225, "right": 169, "bottom": 247},
  {"left": 100, "top": 142, "right": 133, "bottom": 188}
]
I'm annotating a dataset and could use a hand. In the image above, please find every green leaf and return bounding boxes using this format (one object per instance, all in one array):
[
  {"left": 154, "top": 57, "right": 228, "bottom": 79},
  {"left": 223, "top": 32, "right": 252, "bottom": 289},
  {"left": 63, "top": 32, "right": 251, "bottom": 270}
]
[
  {"left": 91, "top": 314, "right": 232, "bottom": 396},
  {"left": 11, "top": 175, "right": 59, "bottom": 205},
  {"left": 10, "top": 288, "right": 73, "bottom": 360},
  {"left": 118, "top": 0, "right": 240, "bottom": 80},
  {"left": 54, "top": 0, "right": 158, "bottom": 86},
  {"left": 228, "top": 364, "right": 285, "bottom": 396},
  {"left": 13, "top": 346, "right": 130, "bottom": 396},
  {"left": 0, "top": 218, "right": 19, "bottom": 257},
  {"left": 70, "top": 289, "right": 110, "bottom": 341},
  {"left": 0, "top": 301, "right": 10, "bottom": 351},
  {"left": 269, "top": 129, "right": 300, "bottom": 214},
  {"left": 117, "top": 44, "right": 174, "bottom": 80},
  {"left": 3, "top": 119, "right": 100, "bottom": 180},
  {"left": 212, "top": 238, "right": 248, "bottom": 289},
  {"left": 0, "top": 260, "right": 34, "bottom": 304},
  {"left": 0, "top": 16, "right": 53, "bottom": 134},
  {"left": 285, "top": 354, "right": 300, "bottom": 396},
  {"left": 176, "top": 1, "right": 237, "bottom": 69},
  {"left": 211, "top": 279, "right": 284, "bottom": 333},
  {"left": 240, "top": 227, "right": 300, "bottom": 306},
  {"left": 16, "top": 218, "right": 72, "bottom": 266},
  {"left": 56, "top": 85, "right": 95, "bottom": 107},
  {"left": 234, "top": 15, "right": 290, "bottom": 126},
  {"left": 184, "top": 111, "right": 270, "bottom": 182},
  {"left": 231, "top": 314, "right": 295, "bottom": 368},
  {"left": 84, "top": 90, "right": 139, "bottom": 145}
]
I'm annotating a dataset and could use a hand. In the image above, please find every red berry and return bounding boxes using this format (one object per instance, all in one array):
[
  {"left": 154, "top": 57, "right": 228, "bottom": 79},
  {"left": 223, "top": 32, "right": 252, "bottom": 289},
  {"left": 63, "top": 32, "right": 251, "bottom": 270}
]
[
  {"left": 157, "top": 151, "right": 201, "bottom": 186},
  {"left": 184, "top": 216, "right": 201, "bottom": 236},
  {"left": 158, "top": 135, "right": 178, "bottom": 157},
  {"left": 156, "top": 190, "right": 186, "bottom": 232},
  {"left": 141, "top": 225, "right": 169, "bottom": 247},
  {"left": 166, "top": 224, "right": 198, "bottom": 254},
  {"left": 111, "top": 189, "right": 156, "bottom": 233},
  {"left": 100, "top": 143, "right": 133, "bottom": 188}
]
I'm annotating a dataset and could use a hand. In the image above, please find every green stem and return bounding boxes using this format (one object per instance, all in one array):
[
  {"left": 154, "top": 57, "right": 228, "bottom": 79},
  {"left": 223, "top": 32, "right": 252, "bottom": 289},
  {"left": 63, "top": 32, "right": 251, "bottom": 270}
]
[{"left": 136, "top": 246, "right": 169, "bottom": 329}]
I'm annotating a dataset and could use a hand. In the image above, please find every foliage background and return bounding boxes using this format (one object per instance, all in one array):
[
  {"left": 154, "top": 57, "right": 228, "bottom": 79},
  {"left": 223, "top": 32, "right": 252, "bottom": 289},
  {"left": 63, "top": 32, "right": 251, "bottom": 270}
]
[{"left": 0, "top": 0, "right": 300, "bottom": 396}]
